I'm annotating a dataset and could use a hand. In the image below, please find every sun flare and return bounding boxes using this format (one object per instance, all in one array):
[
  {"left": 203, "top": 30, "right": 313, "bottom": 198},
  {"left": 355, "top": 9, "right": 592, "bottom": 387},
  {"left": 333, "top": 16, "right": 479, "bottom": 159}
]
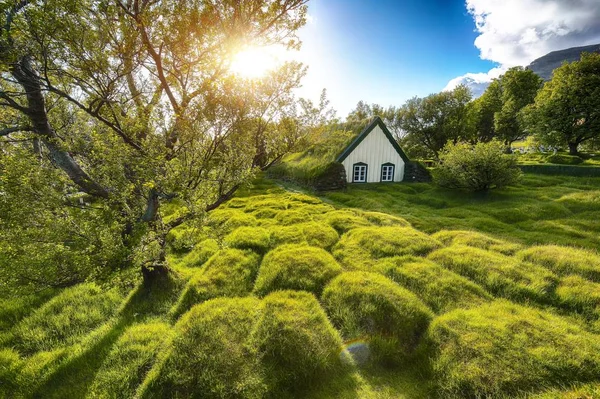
[{"left": 230, "top": 46, "right": 282, "bottom": 79}]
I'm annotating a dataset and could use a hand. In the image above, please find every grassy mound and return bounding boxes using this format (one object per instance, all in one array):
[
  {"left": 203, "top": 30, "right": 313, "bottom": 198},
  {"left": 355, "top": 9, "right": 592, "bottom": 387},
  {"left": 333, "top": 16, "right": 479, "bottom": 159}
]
[
  {"left": 362, "top": 212, "right": 411, "bottom": 227},
  {"left": 143, "top": 298, "right": 266, "bottom": 399},
  {"left": 180, "top": 239, "right": 219, "bottom": 267},
  {"left": 432, "top": 230, "right": 521, "bottom": 255},
  {"left": 518, "top": 245, "right": 600, "bottom": 282},
  {"left": 165, "top": 223, "right": 205, "bottom": 253},
  {"left": 381, "top": 257, "right": 492, "bottom": 313},
  {"left": 322, "top": 272, "right": 433, "bottom": 365},
  {"left": 174, "top": 249, "right": 260, "bottom": 316},
  {"left": 223, "top": 226, "right": 271, "bottom": 253},
  {"left": 275, "top": 209, "right": 313, "bottom": 226},
  {"left": 250, "top": 291, "right": 348, "bottom": 394},
  {"left": 11, "top": 284, "right": 122, "bottom": 355},
  {"left": 427, "top": 300, "right": 600, "bottom": 398},
  {"left": 557, "top": 190, "right": 600, "bottom": 212},
  {"left": 546, "top": 154, "right": 584, "bottom": 165},
  {"left": 253, "top": 245, "right": 342, "bottom": 296},
  {"left": 529, "top": 383, "right": 600, "bottom": 398},
  {"left": 429, "top": 245, "right": 558, "bottom": 303},
  {"left": 207, "top": 209, "right": 258, "bottom": 233},
  {"left": 555, "top": 275, "right": 600, "bottom": 316},
  {"left": 269, "top": 222, "right": 339, "bottom": 250},
  {"left": 89, "top": 322, "right": 171, "bottom": 398},
  {"left": 333, "top": 226, "right": 442, "bottom": 270},
  {"left": 321, "top": 210, "right": 371, "bottom": 233}
]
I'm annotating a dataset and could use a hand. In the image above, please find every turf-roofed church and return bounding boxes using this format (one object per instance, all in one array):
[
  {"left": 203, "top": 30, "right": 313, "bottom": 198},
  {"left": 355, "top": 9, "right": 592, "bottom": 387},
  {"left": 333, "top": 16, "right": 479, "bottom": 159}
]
[{"left": 337, "top": 116, "right": 409, "bottom": 183}]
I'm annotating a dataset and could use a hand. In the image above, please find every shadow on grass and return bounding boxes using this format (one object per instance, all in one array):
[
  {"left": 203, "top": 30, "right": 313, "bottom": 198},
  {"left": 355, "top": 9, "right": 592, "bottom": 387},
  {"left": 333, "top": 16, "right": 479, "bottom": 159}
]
[{"left": 31, "top": 275, "right": 185, "bottom": 398}]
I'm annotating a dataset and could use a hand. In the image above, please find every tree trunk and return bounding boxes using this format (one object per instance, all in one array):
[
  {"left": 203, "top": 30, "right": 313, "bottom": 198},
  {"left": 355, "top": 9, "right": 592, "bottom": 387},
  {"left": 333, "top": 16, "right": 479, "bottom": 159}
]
[
  {"left": 140, "top": 189, "right": 171, "bottom": 285},
  {"left": 568, "top": 142, "right": 579, "bottom": 155}
]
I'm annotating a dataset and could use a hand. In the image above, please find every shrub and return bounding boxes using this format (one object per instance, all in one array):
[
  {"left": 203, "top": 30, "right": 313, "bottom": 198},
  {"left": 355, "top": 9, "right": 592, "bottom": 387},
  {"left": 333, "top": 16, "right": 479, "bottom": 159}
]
[
  {"left": 89, "top": 323, "right": 172, "bottom": 399},
  {"left": 333, "top": 226, "right": 441, "bottom": 270},
  {"left": 546, "top": 153, "right": 584, "bottom": 165},
  {"left": 518, "top": 245, "right": 600, "bottom": 282},
  {"left": 555, "top": 275, "right": 600, "bottom": 315},
  {"left": 427, "top": 300, "right": 600, "bottom": 397},
  {"left": 321, "top": 210, "right": 371, "bottom": 233},
  {"left": 269, "top": 223, "right": 339, "bottom": 250},
  {"left": 429, "top": 245, "right": 558, "bottom": 303},
  {"left": 322, "top": 272, "right": 433, "bottom": 365},
  {"left": 432, "top": 230, "right": 521, "bottom": 255},
  {"left": 12, "top": 284, "right": 122, "bottom": 354},
  {"left": 250, "top": 291, "right": 347, "bottom": 393},
  {"left": 381, "top": 257, "right": 492, "bottom": 313},
  {"left": 174, "top": 249, "right": 260, "bottom": 316},
  {"left": 143, "top": 298, "right": 266, "bottom": 398},
  {"left": 180, "top": 239, "right": 219, "bottom": 268},
  {"left": 434, "top": 140, "right": 521, "bottom": 191},
  {"left": 253, "top": 245, "right": 342, "bottom": 296},
  {"left": 224, "top": 227, "right": 271, "bottom": 253}
]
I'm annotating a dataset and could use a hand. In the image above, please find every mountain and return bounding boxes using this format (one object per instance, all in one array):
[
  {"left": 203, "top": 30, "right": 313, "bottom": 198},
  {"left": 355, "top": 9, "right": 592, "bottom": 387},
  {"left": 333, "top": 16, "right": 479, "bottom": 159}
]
[{"left": 527, "top": 43, "right": 600, "bottom": 80}]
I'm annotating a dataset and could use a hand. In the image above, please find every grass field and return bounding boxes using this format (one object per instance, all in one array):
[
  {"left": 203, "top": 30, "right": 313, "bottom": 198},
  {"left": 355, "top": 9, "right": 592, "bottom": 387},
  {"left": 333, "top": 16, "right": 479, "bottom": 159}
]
[{"left": 2, "top": 174, "right": 600, "bottom": 398}]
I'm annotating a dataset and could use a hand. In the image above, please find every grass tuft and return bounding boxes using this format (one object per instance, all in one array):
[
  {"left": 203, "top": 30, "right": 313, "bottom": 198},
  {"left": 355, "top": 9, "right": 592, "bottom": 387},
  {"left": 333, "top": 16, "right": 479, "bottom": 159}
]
[
  {"left": 518, "top": 245, "right": 600, "bottom": 282},
  {"left": 432, "top": 229, "right": 521, "bottom": 255},
  {"left": 322, "top": 271, "right": 433, "bottom": 366},
  {"left": 381, "top": 256, "right": 492, "bottom": 313},
  {"left": 224, "top": 226, "right": 271, "bottom": 253},
  {"left": 179, "top": 238, "right": 219, "bottom": 267},
  {"left": 253, "top": 244, "right": 342, "bottom": 296},
  {"left": 427, "top": 300, "right": 600, "bottom": 398}
]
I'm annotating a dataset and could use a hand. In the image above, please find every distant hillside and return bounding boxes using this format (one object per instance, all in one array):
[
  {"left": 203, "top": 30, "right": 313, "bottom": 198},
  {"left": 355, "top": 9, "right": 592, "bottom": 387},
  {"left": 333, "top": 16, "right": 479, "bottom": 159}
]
[{"left": 527, "top": 43, "right": 600, "bottom": 80}]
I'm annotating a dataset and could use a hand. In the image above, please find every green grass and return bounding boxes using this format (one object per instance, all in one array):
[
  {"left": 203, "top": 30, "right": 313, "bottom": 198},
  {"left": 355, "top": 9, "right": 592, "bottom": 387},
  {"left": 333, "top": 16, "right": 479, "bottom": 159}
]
[
  {"left": 333, "top": 226, "right": 441, "bottom": 270},
  {"left": 427, "top": 300, "right": 600, "bottom": 398},
  {"left": 322, "top": 272, "right": 433, "bottom": 366},
  {"left": 6, "top": 174, "right": 600, "bottom": 398},
  {"left": 428, "top": 245, "right": 558, "bottom": 304},
  {"left": 381, "top": 256, "right": 492, "bottom": 313},
  {"left": 518, "top": 245, "right": 600, "bottom": 282},
  {"left": 253, "top": 244, "right": 342, "bottom": 296}
]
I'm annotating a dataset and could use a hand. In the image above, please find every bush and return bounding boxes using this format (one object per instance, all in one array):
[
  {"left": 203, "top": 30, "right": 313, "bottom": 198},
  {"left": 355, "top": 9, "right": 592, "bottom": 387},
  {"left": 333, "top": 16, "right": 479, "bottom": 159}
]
[
  {"left": 253, "top": 245, "right": 342, "bottom": 296},
  {"left": 321, "top": 210, "right": 371, "bottom": 233},
  {"left": 333, "top": 226, "right": 441, "bottom": 270},
  {"left": 180, "top": 239, "right": 219, "bottom": 267},
  {"left": 143, "top": 298, "right": 266, "bottom": 398},
  {"left": 12, "top": 284, "right": 122, "bottom": 354},
  {"left": 434, "top": 140, "right": 521, "bottom": 191},
  {"left": 322, "top": 272, "right": 433, "bottom": 365},
  {"left": 518, "top": 245, "right": 600, "bottom": 282},
  {"left": 269, "top": 222, "right": 339, "bottom": 250},
  {"left": 546, "top": 153, "right": 584, "bottom": 165},
  {"left": 432, "top": 230, "right": 521, "bottom": 255},
  {"left": 224, "top": 227, "right": 271, "bottom": 253},
  {"left": 90, "top": 322, "right": 172, "bottom": 399},
  {"left": 249, "top": 291, "right": 347, "bottom": 394},
  {"left": 381, "top": 257, "right": 492, "bottom": 313},
  {"left": 427, "top": 300, "right": 600, "bottom": 397},
  {"left": 428, "top": 245, "right": 558, "bottom": 303},
  {"left": 174, "top": 249, "right": 260, "bottom": 316}
]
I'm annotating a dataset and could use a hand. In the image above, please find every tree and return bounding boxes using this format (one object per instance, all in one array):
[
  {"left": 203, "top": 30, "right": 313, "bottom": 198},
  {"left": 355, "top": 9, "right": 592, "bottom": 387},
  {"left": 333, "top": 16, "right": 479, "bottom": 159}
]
[
  {"left": 346, "top": 101, "right": 402, "bottom": 138},
  {"left": 525, "top": 53, "right": 600, "bottom": 155},
  {"left": 0, "top": 0, "right": 309, "bottom": 286},
  {"left": 470, "top": 80, "right": 502, "bottom": 142},
  {"left": 398, "top": 85, "right": 472, "bottom": 159},
  {"left": 435, "top": 140, "right": 521, "bottom": 192},
  {"left": 493, "top": 67, "right": 543, "bottom": 148}
]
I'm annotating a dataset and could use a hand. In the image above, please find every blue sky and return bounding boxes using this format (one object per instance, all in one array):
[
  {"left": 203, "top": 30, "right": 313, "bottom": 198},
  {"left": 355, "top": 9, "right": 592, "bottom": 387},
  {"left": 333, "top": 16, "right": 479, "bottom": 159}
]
[{"left": 295, "top": 0, "right": 600, "bottom": 116}]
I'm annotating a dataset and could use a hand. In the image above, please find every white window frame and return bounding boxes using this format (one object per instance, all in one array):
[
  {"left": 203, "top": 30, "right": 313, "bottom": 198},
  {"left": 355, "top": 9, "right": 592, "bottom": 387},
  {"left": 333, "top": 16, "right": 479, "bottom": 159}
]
[
  {"left": 381, "top": 163, "right": 395, "bottom": 182},
  {"left": 353, "top": 163, "right": 367, "bottom": 183}
]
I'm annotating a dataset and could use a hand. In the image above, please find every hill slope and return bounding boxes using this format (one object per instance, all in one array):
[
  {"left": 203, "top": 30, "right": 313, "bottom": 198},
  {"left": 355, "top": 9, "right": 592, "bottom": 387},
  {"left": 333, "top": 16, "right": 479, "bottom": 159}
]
[{"left": 527, "top": 43, "right": 600, "bottom": 80}]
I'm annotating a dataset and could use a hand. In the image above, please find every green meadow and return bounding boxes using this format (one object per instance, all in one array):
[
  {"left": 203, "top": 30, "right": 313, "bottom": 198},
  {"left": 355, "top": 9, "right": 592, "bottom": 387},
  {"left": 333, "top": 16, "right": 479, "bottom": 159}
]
[{"left": 2, "top": 173, "right": 600, "bottom": 398}]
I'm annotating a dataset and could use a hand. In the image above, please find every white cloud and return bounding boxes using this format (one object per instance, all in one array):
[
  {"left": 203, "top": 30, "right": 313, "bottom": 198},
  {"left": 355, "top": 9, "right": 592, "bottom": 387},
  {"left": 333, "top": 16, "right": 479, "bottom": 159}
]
[{"left": 445, "top": 0, "right": 600, "bottom": 96}]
